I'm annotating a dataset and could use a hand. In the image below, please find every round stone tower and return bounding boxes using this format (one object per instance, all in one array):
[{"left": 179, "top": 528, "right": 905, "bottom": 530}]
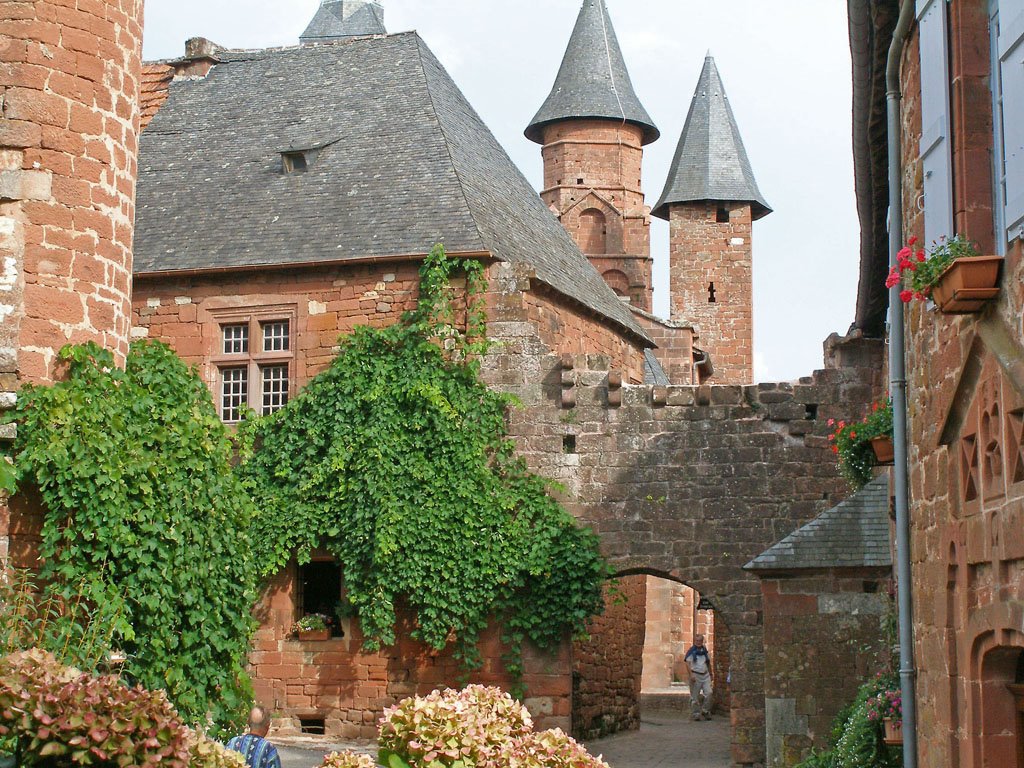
[
  {"left": 525, "top": 0, "right": 659, "bottom": 312},
  {"left": 1, "top": 0, "right": 144, "bottom": 565}
]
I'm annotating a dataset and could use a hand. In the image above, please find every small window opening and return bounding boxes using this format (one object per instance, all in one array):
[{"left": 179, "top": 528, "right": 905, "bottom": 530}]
[
  {"left": 299, "top": 561, "right": 343, "bottom": 637},
  {"left": 708, "top": 282, "right": 717, "bottom": 303},
  {"left": 299, "top": 718, "right": 325, "bottom": 735},
  {"left": 282, "top": 151, "right": 308, "bottom": 174},
  {"left": 862, "top": 581, "right": 880, "bottom": 594},
  {"left": 576, "top": 178, "right": 584, "bottom": 185},
  {"left": 716, "top": 206, "right": 730, "bottom": 223},
  {"left": 805, "top": 404, "right": 818, "bottom": 421},
  {"left": 563, "top": 435, "right": 577, "bottom": 454}
]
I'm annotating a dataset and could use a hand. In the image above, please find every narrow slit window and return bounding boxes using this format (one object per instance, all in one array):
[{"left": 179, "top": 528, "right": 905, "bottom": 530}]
[
  {"left": 716, "top": 206, "right": 730, "bottom": 223},
  {"left": 708, "top": 282, "right": 718, "bottom": 303},
  {"left": 563, "top": 435, "right": 577, "bottom": 454}
]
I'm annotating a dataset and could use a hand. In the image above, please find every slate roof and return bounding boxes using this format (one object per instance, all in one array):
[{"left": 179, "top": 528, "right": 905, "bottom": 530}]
[
  {"left": 300, "top": 1, "right": 385, "bottom": 44},
  {"left": 652, "top": 56, "right": 771, "bottom": 221},
  {"left": 135, "top": 32, "right": 651, "bottom": 344},
  {"left": 525, "top": 0, "right": 658, "bottom": 146},
  {"left": 744, "top": 476, "right": 892, "bottom": 572},
  {"left": 643, "top": 350, "right": 670, "bottom": 386}
]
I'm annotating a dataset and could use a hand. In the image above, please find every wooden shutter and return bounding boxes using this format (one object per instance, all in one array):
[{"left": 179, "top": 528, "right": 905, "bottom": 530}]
[
  {"left": 918, "top": 0, "right": 954, "bottom": 246},
  {"left": 998, "top": 0, "right": 1024, "bottom": 240}
]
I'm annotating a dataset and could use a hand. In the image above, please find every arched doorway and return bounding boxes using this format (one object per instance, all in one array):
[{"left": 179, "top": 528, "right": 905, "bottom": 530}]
[
  {"left": 571, "top": 571, "right": 728, "bottom": 739},
  {"left": 980, "top": 645, "right": 1024, "bottom": 767},
  {"left": 578, "top": 208, "right": 607, "bottom": 254}
]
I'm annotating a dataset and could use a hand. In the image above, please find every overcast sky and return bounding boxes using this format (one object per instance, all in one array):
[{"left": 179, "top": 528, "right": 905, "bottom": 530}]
[{"left": 141, "top": 0, "right": 859, "bottom": 383}]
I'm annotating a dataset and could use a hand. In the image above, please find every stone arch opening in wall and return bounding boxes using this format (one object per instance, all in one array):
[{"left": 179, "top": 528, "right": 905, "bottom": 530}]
[
  {"left": 571, "top": 567, "right": 729, "bottom": 733},
  {"left": 601, "top": 269, "right": 630, "bottom": 299},
  {"left": 578, "top": 208, "right": 607, "bottom": 254},
  {"left": 971, "top": 631, "right": 1024, "bottom": 767}
]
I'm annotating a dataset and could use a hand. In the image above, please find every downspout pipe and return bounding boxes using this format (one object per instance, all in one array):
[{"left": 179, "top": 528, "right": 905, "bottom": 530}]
[{"left": 886, "top": 2, "right": 918, "bottom": 767}]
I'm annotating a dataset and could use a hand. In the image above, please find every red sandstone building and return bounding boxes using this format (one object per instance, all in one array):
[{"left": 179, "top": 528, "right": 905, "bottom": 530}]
[{"left": 847, "top": 0, "right": 1024, "bottom": 765}]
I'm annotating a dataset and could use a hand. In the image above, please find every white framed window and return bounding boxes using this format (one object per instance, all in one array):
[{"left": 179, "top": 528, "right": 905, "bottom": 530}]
[
  {"left": 222, "top": 324, "right": 249, "bottom": 355},
  {"left": 209, "top": 307, "right": 296, "bottom": 422},
  {"left": 220, "top": 367, "right": 248, "bottom": 423},
  {"left": 260, "top": 364, "right": 289, "bottom": 415}
]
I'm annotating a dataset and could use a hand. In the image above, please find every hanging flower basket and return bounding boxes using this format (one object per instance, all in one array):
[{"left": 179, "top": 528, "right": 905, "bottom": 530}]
[
  {"left": 883, "top": 717, "right": 903, "bottom": 746},
  {"left": 929, "top": 255, "right": 1003, "bottom": 314},
  {"left": 870, "top": 436, "right": 895, "bottom": 465}
]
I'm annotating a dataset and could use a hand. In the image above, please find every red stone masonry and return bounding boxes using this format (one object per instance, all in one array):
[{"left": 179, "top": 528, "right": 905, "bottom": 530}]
[
  {"left": 539, "top": 121, "right": 653, "bottom": 312},
  {"left": 899, "top": 3, "right": 1024, "bottom": 766},
  {"left": 1, "top": 0, "right": 144, "bottom": 568},
  {"left": 668, "top": 201, "right": 754, "bottom": 385}
]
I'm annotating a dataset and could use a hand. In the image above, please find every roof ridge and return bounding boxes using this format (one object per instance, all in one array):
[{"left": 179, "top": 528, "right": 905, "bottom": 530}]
[{"left": 411, "top": 35, "right": 489, "bottom": 254}]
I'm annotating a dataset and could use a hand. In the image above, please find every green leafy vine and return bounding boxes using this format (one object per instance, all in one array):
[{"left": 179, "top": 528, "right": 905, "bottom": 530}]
[
  {"left": 239, "top": 245, "right": 610, "bottom": 673},
  {"left": 4, "top": 341, "right": 258, "bottom": 735}
]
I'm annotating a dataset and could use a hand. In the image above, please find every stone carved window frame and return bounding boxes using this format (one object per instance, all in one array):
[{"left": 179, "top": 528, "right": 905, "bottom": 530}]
[{"left": 207, "top": 303, "right": 297, "bottom": 423}]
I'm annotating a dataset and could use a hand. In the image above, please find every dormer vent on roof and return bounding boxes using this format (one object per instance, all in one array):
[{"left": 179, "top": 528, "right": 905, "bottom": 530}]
[
  {"left": 300, "top": 0, "right": 386, "bottom": 45},
  {"left": 653, "top": 55, "right": 771, "bottom": 220},
  {"left": 525, "top": 0, "right": 658, "bottom": 145}
]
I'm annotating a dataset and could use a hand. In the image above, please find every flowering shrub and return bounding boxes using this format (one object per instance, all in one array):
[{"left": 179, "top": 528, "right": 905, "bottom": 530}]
[
  {"left": 885, "top": 234, "right": 980, "bottom": 303},
  {"left": 0, "top": 649, "right": 246, "bottom": 768},
  {"left": 828, "top": 399, "right": 894, "bottom": 489},
  {"left": 292, "top": 613, "right": 330, "bottom": 633},
  {"left": 319, "top": 751, "right": 378, "bottom": 768},
  {"left": 866, "top": 688, "right": 902, "bottom": 723},
  {"left": 379, "top": 685, "right": 533, "bottom": 768},
  {"left": 504, "top": 728, "right": 609, "bottom": 768},
  {"left": 0, "top": 649, "right": 191, "bottom": 766}
]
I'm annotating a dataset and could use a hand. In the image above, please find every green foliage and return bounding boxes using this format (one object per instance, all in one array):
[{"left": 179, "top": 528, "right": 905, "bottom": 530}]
[
  {"left": 828, "top": 399, "right": 894, "bottom": 489},
  {"left": 7, "top": 341, "right": 258, "bottom": 734},
  {"left": 0, "top": 569, "right": 128, "bottom": 674},
  {"left": 795, "top": 672, "right": 903, "bottom": 768},
  {"left": 0, "top": 457, "right": 14, "bottom": 496},
  {"left": 239, "top": 245, "right": 609, "bottom": 671}
]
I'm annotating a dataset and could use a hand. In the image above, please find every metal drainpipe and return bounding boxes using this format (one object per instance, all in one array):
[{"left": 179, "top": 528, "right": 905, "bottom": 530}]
[{"left": 886, "top": 1, "right": 918, "bottom": 766}]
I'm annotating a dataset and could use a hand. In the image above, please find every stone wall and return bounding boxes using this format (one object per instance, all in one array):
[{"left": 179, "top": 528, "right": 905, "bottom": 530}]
[
  {"left": 759, "top": 571, "right": 892, "bottom": 767},
  {"left": 897, "top": 2, "right": 1024, "bottom": 766},
  {"left": 667, "top": 202, "right": 754, "bottom": 385},
  {"left": 571, "top": 575, "right": 646, "bottom": 738},
  {"left": 0, "top": 0, "right": 143, "bottom": 566},
  {"left": 254, "top": 564, "right": 571, "bottom": 739},
  {"left": 483, "top": 323, "right": 883, "bottom": 766}
]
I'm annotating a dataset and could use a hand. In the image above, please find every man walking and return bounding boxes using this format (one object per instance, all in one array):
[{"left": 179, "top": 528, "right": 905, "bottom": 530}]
[
  {"left": 684, "top": 634, "right": 713, "bottom": 721},
  {"left": 227, "top": 706, "right": 282, "bottom": 768}
]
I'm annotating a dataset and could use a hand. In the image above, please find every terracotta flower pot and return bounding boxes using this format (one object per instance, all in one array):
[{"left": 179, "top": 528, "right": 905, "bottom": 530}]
[
  {"left": 297, "top": 628, "right": 330, "bottom": 641},
  {"left": 883, "top": 716, "right": 903, "bottom": 746},
  {"left": 871, "top": 436, "right": 895, "bottom": 465},
  {"left": 930, "top": 255, "right": 1003, "bottom": 314}
]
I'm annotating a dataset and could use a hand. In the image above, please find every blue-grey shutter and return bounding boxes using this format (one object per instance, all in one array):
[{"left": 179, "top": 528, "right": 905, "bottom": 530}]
[
  {"left": 918, "top": 0, "right": 954, "bottom": 246},
  {"left": 998, "top": 0, "right": 1024, "bottom": 240}
]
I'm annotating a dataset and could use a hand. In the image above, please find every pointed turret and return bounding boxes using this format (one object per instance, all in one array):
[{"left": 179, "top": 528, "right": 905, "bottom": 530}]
[
  {"left": 525, "top": 0, "right": 658, "bottom": 145},
  {"left": 652, "top": 55, "right": 770, "bottom": 220},
  {"left": 300, "top": 0, "right": 385, "bottom": 45}
]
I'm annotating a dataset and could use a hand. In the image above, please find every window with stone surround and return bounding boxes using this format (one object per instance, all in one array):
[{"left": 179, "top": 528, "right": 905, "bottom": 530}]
[{"left": 210, "top": 306, "right": 295, "bottom": 422}]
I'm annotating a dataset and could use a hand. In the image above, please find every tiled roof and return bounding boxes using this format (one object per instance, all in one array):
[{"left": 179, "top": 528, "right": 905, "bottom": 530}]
[
  {"left": 300, "top": 1, "right": 385, "bottom": 44},
  {"left": 652, "top": 56, "right": 771, "bottom": 221},
  {"left": 525, "top": 0, "right": 658, "bottom": 145},
  {"left": 744, "top": 476, "right": 892, "bottom": 572},
  {"left": 643, "top": 350, "right": 670, "bottom": 385},
  {"left": 134, "top": 33, "right": 651, "bottom": 344},
  {"left": 140, "top": 64, "right": 173, "bottom": 130}
]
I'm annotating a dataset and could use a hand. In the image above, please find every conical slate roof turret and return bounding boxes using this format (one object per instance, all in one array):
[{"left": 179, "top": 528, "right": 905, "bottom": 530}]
[
  {"left": 652, "top": 55, "right": 771, "bottom": 220},
  {"left": 300, "top": 0, "right": 385, "bottom": 44},
  {"left": 525, "top": 0, "right": 658, "bottom": 145}
]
